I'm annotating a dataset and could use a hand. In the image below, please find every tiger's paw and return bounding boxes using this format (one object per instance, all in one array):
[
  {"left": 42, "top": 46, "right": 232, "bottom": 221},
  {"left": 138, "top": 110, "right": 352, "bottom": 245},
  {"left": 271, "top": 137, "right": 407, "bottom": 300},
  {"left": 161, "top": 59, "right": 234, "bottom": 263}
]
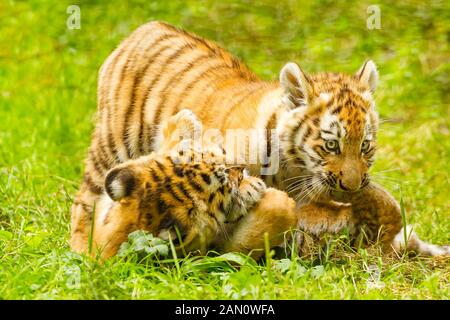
[
  {"left": 239, "top": 175, "right": 267, "bottom": 209},
  {"left": 297, "top": 200, "right": 354, "bottom": 236},
  {"left": 162, "top": 109, "right": 201, "bottom": 142}
]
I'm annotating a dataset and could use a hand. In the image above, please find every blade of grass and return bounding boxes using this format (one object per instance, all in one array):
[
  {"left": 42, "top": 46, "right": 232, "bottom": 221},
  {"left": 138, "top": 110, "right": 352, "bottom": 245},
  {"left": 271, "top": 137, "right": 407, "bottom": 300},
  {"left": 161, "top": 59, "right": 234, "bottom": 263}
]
[
  {"left": 400, "top": 189, "right": 408, "bottom": 255},
  {"left": 88, "top": 202, "right": 96, "bottom": 255}
]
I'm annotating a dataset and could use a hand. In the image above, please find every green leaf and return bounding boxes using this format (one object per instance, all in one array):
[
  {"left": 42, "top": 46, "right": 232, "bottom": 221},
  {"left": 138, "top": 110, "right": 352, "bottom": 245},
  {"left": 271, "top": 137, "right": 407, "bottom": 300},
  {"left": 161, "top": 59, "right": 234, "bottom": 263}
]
[
  {"left": 218, "top": 252, "right": 257, "bottom": 267},
  {"left": 311, "top": 265, "right": 325, "bottom": 279}
]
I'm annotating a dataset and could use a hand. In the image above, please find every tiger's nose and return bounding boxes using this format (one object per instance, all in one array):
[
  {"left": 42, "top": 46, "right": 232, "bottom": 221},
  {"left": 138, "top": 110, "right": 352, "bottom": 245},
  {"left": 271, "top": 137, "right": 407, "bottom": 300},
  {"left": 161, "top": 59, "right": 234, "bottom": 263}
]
[{"left": 338, "top": 179, "right": 360, "bottom": 192}]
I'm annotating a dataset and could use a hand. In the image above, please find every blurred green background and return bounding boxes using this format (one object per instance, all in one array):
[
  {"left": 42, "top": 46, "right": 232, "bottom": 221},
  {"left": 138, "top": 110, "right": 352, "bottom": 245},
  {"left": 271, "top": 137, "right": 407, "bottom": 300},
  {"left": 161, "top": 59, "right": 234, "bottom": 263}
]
[{"left": 0, "top": 0, "right": 448, "bottom": 299}]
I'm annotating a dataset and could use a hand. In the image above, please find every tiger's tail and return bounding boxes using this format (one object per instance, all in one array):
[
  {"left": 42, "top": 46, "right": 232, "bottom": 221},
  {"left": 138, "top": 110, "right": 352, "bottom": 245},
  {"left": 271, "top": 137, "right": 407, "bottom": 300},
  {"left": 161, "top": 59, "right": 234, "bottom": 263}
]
[{"left": 392, "top": 225, "right": 449, "bottom": 256}]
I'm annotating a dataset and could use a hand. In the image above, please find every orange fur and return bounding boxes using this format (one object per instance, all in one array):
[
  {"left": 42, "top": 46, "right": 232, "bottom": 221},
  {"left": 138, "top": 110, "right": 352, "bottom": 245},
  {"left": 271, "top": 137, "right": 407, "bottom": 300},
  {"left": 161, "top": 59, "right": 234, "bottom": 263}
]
[{"left": 71, "top": 22, "right": 448, "bottom": 259}]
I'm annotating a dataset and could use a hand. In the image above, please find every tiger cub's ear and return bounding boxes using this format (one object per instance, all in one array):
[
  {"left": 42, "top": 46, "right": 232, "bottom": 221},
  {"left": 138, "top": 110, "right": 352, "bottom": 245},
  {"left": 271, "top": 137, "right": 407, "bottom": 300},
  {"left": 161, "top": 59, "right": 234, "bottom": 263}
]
[
  {"left": 279, "top": 62, "right": 313, "bottom": 109},
  {"left": 356, "top": 60, "right": 378, "bottom": 93},
  {"left": 105, "top": 166, "right": 138, "bottom": 201}
]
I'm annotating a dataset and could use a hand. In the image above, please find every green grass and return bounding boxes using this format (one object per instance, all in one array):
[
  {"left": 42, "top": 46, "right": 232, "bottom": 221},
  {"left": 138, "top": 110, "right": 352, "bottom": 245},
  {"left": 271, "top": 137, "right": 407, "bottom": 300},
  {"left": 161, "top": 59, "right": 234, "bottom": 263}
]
[{"left": 0, "top": 0, "right": 449, "bottom": 299}]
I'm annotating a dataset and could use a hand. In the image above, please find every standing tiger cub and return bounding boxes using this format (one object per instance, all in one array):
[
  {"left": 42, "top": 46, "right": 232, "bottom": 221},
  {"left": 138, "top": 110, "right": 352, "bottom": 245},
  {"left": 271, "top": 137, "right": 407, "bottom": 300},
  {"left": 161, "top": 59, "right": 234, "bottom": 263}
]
[{"left": 71, "top": 21, "right": 448, "bottom": 258}]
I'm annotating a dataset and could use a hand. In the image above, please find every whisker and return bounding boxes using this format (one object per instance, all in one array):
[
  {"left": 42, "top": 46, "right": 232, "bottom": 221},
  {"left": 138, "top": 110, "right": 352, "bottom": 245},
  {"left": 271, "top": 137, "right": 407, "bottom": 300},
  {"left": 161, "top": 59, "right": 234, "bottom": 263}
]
[
  {"left": 371, "top": 175, "right": 402, "bottom": 182},
  {"left": 371, "top": 168, "right": 401, "bottom": 174},
  {"left": 294, "top": 177, "right": 325, "bottom": 204}
]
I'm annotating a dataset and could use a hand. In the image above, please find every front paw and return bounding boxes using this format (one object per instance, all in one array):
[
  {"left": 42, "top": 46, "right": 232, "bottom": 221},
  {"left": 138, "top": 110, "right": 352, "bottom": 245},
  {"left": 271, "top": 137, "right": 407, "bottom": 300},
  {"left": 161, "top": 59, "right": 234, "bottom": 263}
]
[
  {"left": 239, "top": 176, "right": 267, "bottom": 209},
  {"left": 163, "top": 109, "right": 201, "bottom": 140},
  {"left": 297, "top": 201, "right": 354, "bottom": 236}
]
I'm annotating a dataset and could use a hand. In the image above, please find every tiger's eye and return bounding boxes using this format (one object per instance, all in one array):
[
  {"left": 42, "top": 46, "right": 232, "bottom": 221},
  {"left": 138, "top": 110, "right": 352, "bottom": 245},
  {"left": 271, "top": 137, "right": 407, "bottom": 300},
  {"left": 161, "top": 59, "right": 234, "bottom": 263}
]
[
  {"left": 361, "top": 140, "right": 370, "bottom": 153},
  {"left": 324, "top": 140, "right": 339, "bottom": 152}
]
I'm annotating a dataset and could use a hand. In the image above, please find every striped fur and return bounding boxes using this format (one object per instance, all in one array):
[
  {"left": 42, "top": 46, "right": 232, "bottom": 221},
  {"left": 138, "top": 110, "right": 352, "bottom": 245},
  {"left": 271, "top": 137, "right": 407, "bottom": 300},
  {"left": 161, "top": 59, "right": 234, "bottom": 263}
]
[{"left": 71, "top": 21, "right": 448, "bottom": 258}]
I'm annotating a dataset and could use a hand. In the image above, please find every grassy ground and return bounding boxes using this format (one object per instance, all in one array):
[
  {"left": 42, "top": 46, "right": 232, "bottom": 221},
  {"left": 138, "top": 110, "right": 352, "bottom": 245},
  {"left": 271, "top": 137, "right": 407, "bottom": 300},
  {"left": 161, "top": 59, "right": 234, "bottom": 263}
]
[{"left": 0, "top": 0, "right": 449, "bottom": 299}]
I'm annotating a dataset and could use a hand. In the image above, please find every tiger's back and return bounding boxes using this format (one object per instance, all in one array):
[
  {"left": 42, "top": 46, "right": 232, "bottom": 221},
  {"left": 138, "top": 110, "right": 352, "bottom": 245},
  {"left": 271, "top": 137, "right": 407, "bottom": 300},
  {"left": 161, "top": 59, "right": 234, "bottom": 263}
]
[{"left": 86, "top": 21, "right": 274, "bottom": 195}]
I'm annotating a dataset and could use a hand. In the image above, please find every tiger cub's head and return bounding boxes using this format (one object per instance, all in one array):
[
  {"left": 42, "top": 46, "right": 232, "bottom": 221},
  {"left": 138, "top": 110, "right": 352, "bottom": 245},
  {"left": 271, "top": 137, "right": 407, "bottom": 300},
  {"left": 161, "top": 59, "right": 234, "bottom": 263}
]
[
  {"left": 102, "top": 153, "right": 246, "bottom": 253},
  {"left": 277, "top": 60, "right": 379, "bottom": 196}
]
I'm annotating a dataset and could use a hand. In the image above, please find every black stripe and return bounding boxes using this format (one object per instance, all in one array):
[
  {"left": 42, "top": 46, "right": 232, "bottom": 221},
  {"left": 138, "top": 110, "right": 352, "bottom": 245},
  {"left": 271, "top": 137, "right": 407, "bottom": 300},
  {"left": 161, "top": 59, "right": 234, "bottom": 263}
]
[
  {"left": 218, "top": 200, "right": 226, "bottom": 214},
  {"left": 157, "top": 198, "right": 171, "bottom": 213},
  {"left": 188, "top": 179, "right": 204, "bottom": 193},
  {"left": 329, "top": 121, "right": 341, "bottom": 138},
  {"left": 366, "top": 147, "right": 375, "bottom": 155},
  {"left": 312, "top": 116, "right": 320, "bottom": 126},
  {"left": 83, "top": 173, "right": 103, "bottom": 194},
  {"left": 319, "top": 145, "right": 328, "bottom": 155},
  {"left": 158, "top": 212, "right": 186, "bottom": 238},
  {"left": 295, "top": 158, "right": 306, "bottom": 166},
  {"left": 290, "top": 115, "right": 309, "bottom": 145},
  {"left": 73, "top": 201, "right": 93, "bottom": 214},
  {"left": 164, "top": 175, "right": 171, "bottom": 185},
  {"left": 93, "top": 122, "right": 114, "bottom": 171},
  {"left": 173, "top": 165, "right": 184, "bottom": 177},
  {"left": 149, "top": 167, "right": 162, "bottom": 182},
  {"left": 88, "top": 149, "right": 106, "bottom": 177},
  {"left": 97, "top": 141, "right": 113, "bottom": 170},
  {"left": 93, "top": 143, "right": 110, "bottom": 172},
  {"left": 200, "top": 173, "right": 211, "bottom": 185},
  {"left": 165, "top": 183, "right": 184, "bottom": 203},
  {"left": 313, "top": 145, "right": 327, "bottom": 158},
  {"left": 98, "top": 39, "right": 131, "bottom": 164},
  {"left": 332, "top": 105, "right": 342, "bottom": 115},
  {"left": 263, "top": 112, "right": 277, "bottom": 167},
  {"left": 155, "top": 160, "right": 166, "bottom": 174},
  {"left": 302, "top": 126, "right": 313, "bottom": 141},
  {"left": 175, "top": 182, "right": 195, "bottom": 204},
  {"left": 321, "top": 129, "right": 334, "bottom": 135},
  {"left": 357, "top": 61, "right": 368, "bottom": 80}
]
